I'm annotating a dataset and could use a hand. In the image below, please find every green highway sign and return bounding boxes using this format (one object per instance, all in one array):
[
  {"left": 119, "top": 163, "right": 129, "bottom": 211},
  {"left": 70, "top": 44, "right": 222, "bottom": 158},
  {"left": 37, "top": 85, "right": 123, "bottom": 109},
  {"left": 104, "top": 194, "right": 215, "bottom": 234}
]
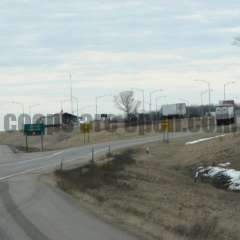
[{"left": 24, "top": 124, "right": 45, "bottom": 136}]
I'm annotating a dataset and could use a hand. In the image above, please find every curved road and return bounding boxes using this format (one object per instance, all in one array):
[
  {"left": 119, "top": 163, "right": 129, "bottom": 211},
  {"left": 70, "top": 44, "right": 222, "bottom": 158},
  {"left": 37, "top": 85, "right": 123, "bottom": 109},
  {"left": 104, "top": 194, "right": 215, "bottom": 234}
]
[{"left": 0, "top": 132, "right": 196, "bottom": 240}]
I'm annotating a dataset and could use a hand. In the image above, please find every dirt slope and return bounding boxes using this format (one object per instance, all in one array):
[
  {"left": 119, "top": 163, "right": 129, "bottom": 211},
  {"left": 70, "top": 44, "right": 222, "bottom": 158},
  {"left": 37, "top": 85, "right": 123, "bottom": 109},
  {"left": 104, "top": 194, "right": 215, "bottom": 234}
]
[{"left": 55, "top": 133, "right": 240, "bottom": 240}]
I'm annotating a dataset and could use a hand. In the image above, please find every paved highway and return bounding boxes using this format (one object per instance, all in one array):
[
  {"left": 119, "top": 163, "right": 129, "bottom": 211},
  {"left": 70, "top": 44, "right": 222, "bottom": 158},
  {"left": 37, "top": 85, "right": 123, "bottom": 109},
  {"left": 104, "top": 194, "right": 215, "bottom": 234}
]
[
  {"left": 0, "top": 132, "right": 195, "bottom": 181},
  {"left": 0, "top": 131, "right": 199, "bottom": 240}
]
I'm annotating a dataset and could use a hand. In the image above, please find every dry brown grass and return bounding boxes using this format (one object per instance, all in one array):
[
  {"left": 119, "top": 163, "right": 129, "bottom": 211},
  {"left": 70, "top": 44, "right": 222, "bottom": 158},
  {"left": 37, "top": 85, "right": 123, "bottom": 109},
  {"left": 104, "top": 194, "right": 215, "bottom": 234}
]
[
  {"left": 0, "top": 126, "right": 161, "bottom": 151},
  {"left": 0, "top": 117, "right": 219, "bottom": 152},
  {"left": 54, "top": 133, "right": 240, "bottom": 240}
]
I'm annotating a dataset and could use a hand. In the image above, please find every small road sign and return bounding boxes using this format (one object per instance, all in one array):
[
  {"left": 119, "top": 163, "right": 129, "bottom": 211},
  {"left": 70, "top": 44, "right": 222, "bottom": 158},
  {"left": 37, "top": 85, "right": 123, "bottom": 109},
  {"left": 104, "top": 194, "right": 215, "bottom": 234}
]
[
  {"left": 23, "top": 124, "right": 45, "bottom": 152},
  {"left": 161, "top": 119, "right": 170, "bottom": 142},
  {"left": 80, "top": 123, "right": 92, "bottom": 134},
  {"left": 24, "top": 124, "right": 45, "bottom": 136},
  {"left": 161, "top": 120, "right": 169, "bottom": 131},
  {"left": 80, "top": 123, "right": 92, "bottom": 144}
]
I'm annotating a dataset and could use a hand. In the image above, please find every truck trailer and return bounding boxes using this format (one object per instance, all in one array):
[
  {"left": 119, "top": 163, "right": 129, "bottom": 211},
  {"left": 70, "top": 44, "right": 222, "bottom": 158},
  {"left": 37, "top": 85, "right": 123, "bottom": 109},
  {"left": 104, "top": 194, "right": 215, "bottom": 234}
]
[
  {"left": 216, "top": 104, "right": 235, "bottom": 126},
  {"left": 161, "top": 103, "right": 187, "bottom": 119}
]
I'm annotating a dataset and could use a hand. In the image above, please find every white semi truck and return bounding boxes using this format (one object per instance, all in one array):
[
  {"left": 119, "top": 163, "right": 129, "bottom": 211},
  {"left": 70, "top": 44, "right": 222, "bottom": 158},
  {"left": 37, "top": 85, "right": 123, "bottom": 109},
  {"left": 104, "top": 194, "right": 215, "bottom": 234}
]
[
  {"left": 216, "top": 102, "right": 235, "bottom": 126},
  {"left": 161, "top": 103, "right": 187, "bottom": 118}
]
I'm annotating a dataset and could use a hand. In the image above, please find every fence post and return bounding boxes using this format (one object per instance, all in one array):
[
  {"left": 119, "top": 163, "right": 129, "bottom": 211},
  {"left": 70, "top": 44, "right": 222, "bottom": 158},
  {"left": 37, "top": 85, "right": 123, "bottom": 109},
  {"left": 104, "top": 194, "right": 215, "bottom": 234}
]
[
  {"left": 91, "top": 147, "right": 94, "bottom": 163},
  {"left": 60, "top": 159, "right": 63, "bottom": 171},
  {"left": 108, "top": 145, "right": 111, "bottom": 156}
]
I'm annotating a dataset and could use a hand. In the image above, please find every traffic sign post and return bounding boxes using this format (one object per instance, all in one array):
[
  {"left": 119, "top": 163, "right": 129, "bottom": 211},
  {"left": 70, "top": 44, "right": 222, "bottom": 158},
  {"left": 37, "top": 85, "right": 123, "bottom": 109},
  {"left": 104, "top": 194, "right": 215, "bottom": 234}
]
[
  {"left": 80, "top": 123, "right": 92, "bottom": 144},
  {"left": 25, "top": 135, "right": 28, "bottom": 152},
  {"left": 24, "top": 124, "right": 45, "bottom": 152},
  {"left": 161, "top": 119, "right": 169, "bottom": 143},
  {"left": 41, "top": 133, "right": 44, "bottom": 152}
]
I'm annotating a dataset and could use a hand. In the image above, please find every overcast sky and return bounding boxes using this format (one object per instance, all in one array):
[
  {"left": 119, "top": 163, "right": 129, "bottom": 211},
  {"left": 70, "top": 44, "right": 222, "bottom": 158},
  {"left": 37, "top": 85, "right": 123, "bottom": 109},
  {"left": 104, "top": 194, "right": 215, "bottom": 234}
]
[{"left": 1, "top": 0, "right": 240, "bottom": 127}]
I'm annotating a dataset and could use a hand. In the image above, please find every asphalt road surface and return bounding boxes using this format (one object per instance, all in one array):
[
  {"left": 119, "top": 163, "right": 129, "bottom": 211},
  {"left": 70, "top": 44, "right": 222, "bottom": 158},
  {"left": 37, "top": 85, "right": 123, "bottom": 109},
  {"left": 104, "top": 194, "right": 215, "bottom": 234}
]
[{"left": 0, "top": 131, "right": 201, "bottom": 240}]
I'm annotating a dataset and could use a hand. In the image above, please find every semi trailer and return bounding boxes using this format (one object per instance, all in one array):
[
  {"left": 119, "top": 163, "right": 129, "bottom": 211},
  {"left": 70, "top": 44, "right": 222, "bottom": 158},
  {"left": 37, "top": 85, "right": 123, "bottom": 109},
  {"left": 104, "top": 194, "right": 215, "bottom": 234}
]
[
  {"left": 161, "top": 103, "right": 187, "bottom": 118},
  {"left": 216, "top": 102, "right": 235, "bottom": 126}
]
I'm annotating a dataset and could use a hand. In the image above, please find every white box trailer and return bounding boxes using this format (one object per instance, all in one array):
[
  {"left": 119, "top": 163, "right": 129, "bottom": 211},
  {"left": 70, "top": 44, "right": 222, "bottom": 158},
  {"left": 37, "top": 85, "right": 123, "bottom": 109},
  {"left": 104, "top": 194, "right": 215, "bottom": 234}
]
[
  {"left": 162, "top": 103, "right": 187, "bottom": 118},
  {"left": 216, "top": 104, "right": 235, "bottom": 125}
]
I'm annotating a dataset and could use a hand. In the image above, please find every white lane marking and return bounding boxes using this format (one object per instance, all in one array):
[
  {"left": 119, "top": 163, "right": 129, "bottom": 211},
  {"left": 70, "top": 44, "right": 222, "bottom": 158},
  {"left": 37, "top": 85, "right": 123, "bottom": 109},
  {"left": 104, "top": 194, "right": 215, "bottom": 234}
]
[
  {"left": 52, "top": 151, "right": 64, "bottom": 156},
  {"left": 0, "top": 166, "right": 47, "bottom": 181},
  {"left": 0, "top": 151, "right": 64, "bottom": 167},
  {"left": 0, "top": 156, "right": 91, "bottom": 182},
  {"left": 185, "top": 134, "right": 225, "bottom": 145}
]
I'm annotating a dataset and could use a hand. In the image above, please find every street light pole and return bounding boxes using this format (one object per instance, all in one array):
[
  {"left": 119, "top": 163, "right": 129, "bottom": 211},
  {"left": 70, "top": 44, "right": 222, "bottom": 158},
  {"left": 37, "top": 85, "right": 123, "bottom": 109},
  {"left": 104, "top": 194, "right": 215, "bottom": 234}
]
[
  {"left": 200, "top": 89, "right": 213, "bottom": 117},
  {"left": 201, "top": 91, "right": 205, "bottom": 106},
  {"left": 195, "top": 80, "right": 211, "bottom": 116},
  {"left": 95, "top": 97, "right": 98, "bottom": 118},
  {"left": 224, "top": 81, "right": 235, "bottom": 100},
  {"left": 149, "top": 89, "right": 163, "bottom": 112},
  {"left": 201, "top": 90, "right": 207, "bottom": 117}
]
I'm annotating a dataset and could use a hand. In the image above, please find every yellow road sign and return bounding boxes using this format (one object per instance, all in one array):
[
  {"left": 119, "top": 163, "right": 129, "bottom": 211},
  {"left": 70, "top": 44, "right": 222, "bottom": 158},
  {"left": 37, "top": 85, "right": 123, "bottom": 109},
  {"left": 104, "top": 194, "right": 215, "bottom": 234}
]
[
  {"left": 80, "top": 123, "right": 92, "bottom": 134},
  {"left": 161, "top": 120, "right": 169, "bottom": 131}
]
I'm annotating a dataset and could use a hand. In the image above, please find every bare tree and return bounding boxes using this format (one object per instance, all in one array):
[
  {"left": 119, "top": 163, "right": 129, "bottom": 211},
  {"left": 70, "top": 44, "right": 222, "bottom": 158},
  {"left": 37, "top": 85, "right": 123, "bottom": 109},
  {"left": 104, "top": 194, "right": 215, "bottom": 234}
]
[{"left": 114, "top": 91, "right": 141, "bottom": 117}]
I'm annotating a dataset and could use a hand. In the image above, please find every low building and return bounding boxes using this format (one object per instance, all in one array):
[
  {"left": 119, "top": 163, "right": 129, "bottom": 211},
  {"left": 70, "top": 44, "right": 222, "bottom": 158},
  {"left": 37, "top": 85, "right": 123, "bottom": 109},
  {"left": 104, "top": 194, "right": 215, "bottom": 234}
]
[{"left": 37, "top": 112, "right": 78, "bottom": 128}]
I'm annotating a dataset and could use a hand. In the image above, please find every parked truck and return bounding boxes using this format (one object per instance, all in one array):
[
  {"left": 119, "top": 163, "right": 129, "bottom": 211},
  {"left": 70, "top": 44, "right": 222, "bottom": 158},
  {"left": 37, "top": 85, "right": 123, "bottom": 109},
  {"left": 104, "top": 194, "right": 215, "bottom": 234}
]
[
  {"left": 216, "top": 104, "right": 235, "bottom": 126},
  {"left": 161, "top": 103, "right": 187, "bottom": 119}
]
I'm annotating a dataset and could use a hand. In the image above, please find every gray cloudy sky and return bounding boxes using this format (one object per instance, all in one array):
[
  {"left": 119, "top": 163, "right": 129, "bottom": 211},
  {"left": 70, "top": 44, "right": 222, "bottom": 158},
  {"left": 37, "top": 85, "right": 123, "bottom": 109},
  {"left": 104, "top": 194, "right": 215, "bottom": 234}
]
[{"left": 1, "top": 0, "right": 240, "bottom": 127}]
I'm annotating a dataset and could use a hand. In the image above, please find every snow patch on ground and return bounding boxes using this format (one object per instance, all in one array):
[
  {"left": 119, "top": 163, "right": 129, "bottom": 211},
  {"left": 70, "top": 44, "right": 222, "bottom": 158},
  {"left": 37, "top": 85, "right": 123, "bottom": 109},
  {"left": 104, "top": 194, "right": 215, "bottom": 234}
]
[
  {"left": 218, "top": 162, "right": 231, "bottom": 167},
  {"left": 197, "top": 163, "right": 240, "bottom": 191},
  {"left": 186, "top": 135, "right": 225, "bottom": 145}
]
